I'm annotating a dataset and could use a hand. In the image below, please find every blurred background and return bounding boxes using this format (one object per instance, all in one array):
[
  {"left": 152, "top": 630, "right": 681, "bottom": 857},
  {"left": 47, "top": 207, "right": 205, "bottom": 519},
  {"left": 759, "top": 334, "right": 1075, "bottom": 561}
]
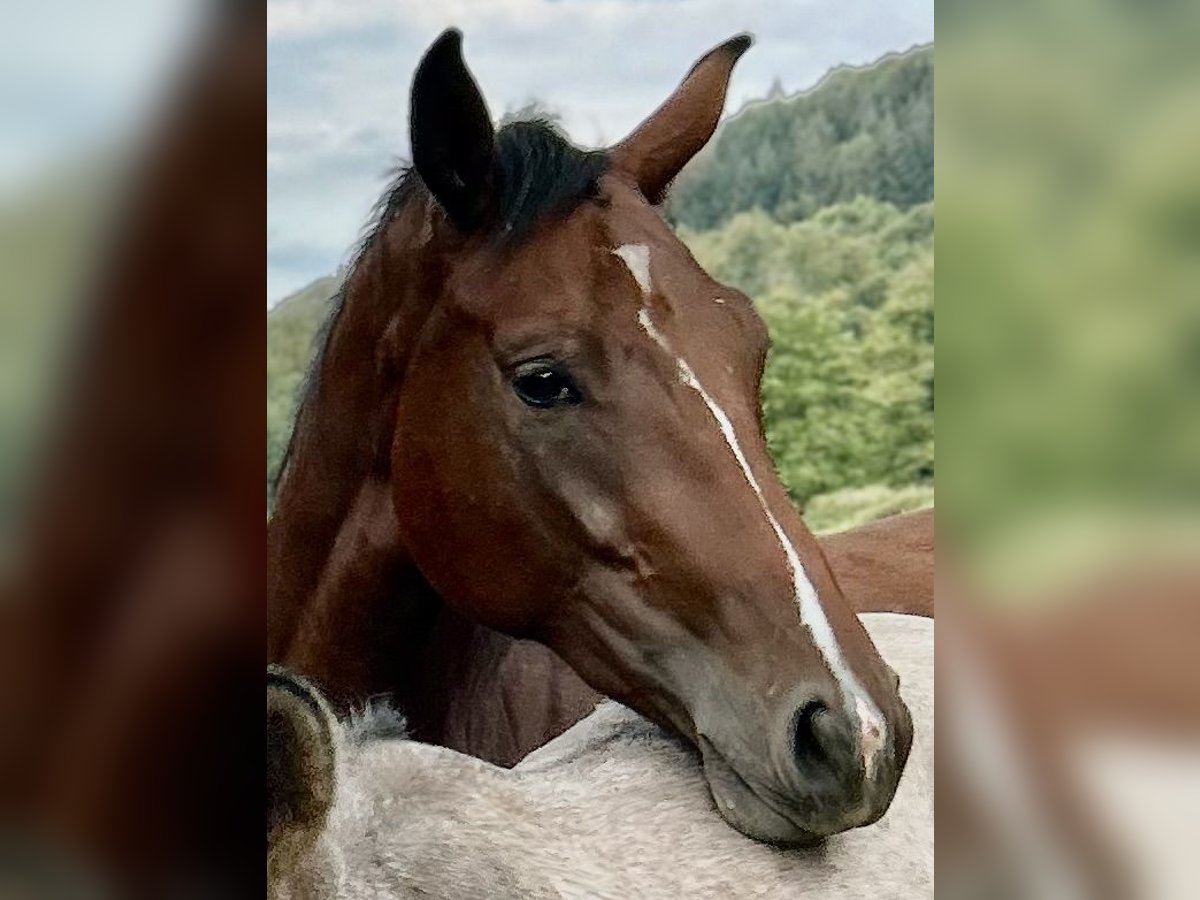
[
  {"left": 2, "top": 2, "right": 261, "bottom": 893},
  {"left": 0, "top": 0, "right": 207, "bottom": 557},
  {"left": 938, "top": 0, "right": 1200, "bottom": 897}
]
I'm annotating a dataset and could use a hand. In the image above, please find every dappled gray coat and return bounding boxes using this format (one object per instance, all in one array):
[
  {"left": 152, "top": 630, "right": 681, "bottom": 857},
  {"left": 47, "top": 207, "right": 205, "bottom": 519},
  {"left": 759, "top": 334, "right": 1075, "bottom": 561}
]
[{"left": 267, "top": 613, "right": 933, "bottom": 898}]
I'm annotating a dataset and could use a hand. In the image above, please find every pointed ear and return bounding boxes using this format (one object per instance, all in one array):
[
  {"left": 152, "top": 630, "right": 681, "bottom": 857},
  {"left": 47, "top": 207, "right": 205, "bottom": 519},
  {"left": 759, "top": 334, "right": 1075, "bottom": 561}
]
[
  {"left": 611, "top": 34, "right": 753, "bottom": 204},
  {"left": 267, "top": 667, "right": 337, "bottom": 882},
  {"left": 410, "top": 29, "right": 497, "bottom": 232}
]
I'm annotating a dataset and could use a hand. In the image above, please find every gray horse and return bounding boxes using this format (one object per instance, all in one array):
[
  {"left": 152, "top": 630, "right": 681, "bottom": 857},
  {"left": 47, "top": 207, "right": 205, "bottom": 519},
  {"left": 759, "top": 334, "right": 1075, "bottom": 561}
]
[{"left": 267, "top": 613, "right": 933, "bottom": 899}]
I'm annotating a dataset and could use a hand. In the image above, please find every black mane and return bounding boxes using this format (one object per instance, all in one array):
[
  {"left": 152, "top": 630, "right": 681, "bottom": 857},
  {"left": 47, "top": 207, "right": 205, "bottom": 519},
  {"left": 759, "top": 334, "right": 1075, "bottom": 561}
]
[
  {"left": 488, "top": 119, "right": 610, "bottom": 239},
  {"left": 271, "top": 120, "right": 608, "bottom": 500},
  {"left": 379, "top": 118, "right": 609, "bottom": 241}
]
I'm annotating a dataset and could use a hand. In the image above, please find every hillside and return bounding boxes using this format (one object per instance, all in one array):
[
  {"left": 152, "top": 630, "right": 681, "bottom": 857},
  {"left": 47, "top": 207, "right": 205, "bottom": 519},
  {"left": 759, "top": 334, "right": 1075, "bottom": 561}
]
[
  {"left": 667, "top": 45, "right": 932, "bottom": 230},
  {"left": 266, "top": 272, "right": 342, "bottom": 495},
  {"left": 686, "top": 198, "right": 933, "bottom": 513}
]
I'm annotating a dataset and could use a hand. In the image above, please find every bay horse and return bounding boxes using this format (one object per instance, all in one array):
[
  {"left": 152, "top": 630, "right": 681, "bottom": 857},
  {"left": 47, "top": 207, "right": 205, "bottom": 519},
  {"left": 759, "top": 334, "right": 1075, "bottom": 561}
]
[
  {"left": 267, "top": 614, "right": 934, "bottom": 899},
  {"left": 269, "top": 29, "right": 914, "bottom": 846}
]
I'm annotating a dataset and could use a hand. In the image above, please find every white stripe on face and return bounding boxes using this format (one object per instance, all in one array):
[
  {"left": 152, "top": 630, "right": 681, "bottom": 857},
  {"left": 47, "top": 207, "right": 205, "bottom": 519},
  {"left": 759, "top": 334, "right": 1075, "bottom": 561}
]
[
  {"left": 635, "top": 302, "right": 887, "bottom": 777},
  {"left": 612, "top": 243, "right": 652, "bottom": 296}
]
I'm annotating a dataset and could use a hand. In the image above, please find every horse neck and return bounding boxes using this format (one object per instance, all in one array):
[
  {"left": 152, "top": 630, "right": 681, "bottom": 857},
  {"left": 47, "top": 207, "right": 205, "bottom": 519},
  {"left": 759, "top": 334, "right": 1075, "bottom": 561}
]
[
  {"left": 267, "top": 202, "right": 439, "bottom": 689},
  {"left": 267, "top": 201, "right": 600, "bottom": 755}
]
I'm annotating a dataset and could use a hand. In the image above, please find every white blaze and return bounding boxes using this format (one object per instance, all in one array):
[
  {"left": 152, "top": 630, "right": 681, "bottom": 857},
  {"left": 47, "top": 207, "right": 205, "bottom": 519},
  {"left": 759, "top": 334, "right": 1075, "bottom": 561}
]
[
  {"left": 612, "top": 243, "right": 652, "bottom": 296},
  {"left": 635, "top": 302, "right": 887, "bottom": 777}
]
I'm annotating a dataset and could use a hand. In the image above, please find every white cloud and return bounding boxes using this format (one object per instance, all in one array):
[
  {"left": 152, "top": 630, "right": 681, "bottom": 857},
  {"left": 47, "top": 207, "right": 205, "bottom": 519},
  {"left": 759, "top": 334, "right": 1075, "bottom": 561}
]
[{"left": 267, "top": 0, "right": 398, "bottom": 39}]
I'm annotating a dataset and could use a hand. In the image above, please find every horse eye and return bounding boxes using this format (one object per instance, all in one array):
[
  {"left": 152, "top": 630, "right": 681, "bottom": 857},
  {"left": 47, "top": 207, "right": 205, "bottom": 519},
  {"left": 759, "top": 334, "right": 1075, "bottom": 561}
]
[{"left": 511, "top": 363, "right": 583, "bottom": 409}]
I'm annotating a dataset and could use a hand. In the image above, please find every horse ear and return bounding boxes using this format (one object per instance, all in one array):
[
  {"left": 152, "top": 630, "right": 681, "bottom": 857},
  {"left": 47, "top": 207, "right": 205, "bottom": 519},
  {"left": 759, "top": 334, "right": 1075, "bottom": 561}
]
[
  {"left": 410, "top": 29, "right": 497, "bottom": 232},
  {"left": 267, "top": 667, "right": 337, "bottom": 882},
  {"left": 611, "top": 34, "right": 753, "bottom": 204}
]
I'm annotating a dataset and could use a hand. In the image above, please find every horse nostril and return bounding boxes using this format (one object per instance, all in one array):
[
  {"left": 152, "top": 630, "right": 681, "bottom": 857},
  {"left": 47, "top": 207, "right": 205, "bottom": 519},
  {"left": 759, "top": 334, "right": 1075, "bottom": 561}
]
[{"left": 791, "top": 699, "right": 834, "bottom": 770}]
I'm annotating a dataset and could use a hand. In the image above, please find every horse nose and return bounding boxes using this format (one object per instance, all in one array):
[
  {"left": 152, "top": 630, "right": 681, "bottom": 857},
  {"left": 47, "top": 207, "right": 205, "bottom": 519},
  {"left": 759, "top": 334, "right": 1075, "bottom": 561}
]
[{"left": 785, "top": 692, "right": 904, "bottom": 831}]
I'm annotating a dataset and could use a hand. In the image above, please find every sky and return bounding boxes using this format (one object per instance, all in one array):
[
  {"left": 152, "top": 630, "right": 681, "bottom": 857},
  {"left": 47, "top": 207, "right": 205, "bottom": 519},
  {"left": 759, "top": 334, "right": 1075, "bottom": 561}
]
[
  {"left": 0, "top": 1, "right": 930, "bottom": 308},
  {"left": 267, "top": 0, "right": 932, "bottom": 307},
  {"left": 267, "top": 1, "right": 929, "bottom": 307}
]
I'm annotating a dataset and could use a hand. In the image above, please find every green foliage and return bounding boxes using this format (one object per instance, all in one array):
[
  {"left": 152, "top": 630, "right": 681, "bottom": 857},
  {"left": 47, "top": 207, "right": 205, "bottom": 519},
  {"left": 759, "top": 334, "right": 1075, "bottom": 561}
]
[
  {"left": 683, "top": 200, "right": 933, "bottom": 506},
  {"left": 667, "top": 46, "right": 932, "bottom": 231},
  {"left": 805, "top": 483, "right": 935, "bottom": 534},
  {"left": 938, "top": 12, "right": 1200, "bottom": 583},
  {"left": 267, "top": 274, "right": 340, "bottom": 505}
]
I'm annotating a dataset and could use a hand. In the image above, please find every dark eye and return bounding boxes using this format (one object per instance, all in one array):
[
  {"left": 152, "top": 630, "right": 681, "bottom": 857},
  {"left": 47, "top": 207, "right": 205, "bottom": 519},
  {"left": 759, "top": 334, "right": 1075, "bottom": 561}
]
[{"left": 511, "top": 362, "right": 583, "bottom": 409}]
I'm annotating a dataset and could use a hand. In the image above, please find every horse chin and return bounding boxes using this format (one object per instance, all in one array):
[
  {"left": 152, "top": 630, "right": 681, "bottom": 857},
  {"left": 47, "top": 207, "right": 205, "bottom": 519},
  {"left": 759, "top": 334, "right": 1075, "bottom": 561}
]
[{"left": 698, "top": 738, "right": 825, "bottom": 849}]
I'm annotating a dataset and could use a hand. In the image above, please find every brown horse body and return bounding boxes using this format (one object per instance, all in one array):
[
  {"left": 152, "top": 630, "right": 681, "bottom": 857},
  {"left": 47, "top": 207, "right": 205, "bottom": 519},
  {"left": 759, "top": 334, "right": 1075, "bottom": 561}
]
[{"left": 270, "top": 29, "right": 918, "bottom": 844}]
